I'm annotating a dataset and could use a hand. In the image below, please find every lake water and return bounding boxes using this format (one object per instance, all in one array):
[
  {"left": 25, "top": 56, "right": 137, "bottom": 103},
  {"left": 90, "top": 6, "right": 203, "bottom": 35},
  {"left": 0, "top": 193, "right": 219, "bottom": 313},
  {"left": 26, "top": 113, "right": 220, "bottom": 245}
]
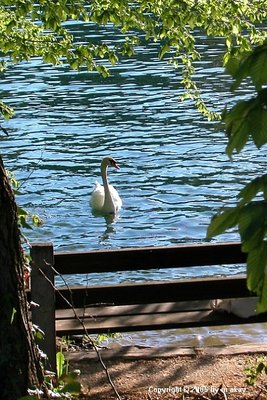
[{"left": 1, "top": 23, "right": 266, "bottom": 346}]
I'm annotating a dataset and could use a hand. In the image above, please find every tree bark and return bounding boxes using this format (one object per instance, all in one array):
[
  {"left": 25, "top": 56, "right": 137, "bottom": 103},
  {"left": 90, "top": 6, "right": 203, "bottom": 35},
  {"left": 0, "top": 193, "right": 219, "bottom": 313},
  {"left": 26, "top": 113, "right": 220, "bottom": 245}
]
[{"left": 0, "top": 156, "right": 44, "bottom": 399}]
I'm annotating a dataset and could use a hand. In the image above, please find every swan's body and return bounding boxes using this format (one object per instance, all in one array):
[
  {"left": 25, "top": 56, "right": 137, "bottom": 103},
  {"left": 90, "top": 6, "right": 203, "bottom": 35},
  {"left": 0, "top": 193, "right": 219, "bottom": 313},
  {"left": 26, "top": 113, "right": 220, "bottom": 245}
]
[{"left": 90, "top": 157, "right": 122, "bottom": 214}]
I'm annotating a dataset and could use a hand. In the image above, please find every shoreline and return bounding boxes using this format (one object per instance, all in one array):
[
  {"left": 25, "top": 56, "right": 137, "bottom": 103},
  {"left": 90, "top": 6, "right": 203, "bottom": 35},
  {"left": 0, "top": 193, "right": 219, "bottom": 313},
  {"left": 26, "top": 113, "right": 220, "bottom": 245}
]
[{"left": 66, "top": 342, "right": 267, "bottom": 361}]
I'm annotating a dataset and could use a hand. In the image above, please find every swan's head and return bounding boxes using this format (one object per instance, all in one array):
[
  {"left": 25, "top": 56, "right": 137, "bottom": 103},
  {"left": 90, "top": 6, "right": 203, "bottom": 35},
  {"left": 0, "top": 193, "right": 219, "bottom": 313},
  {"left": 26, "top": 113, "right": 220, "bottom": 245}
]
[{"left": 102, "top": 157, "right": 120, "bottom": 170}]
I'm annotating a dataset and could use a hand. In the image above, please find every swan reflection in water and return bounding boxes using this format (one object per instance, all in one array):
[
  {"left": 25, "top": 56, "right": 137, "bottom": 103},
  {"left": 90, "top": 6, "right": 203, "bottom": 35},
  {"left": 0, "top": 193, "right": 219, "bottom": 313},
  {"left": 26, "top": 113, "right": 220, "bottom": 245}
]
[
  {"left": 90, "top": 156, "right": 122, "bottom": 239},
  {"left": 99, "top": 218, "right": 118, "bottom": 241}
]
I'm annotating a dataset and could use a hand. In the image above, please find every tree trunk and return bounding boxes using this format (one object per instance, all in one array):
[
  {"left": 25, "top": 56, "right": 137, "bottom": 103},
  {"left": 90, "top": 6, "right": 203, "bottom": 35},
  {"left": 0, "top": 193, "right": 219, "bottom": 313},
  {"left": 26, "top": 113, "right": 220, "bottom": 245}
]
[{"left": 0, "top": 156, "right": 44, "bottom": 399}]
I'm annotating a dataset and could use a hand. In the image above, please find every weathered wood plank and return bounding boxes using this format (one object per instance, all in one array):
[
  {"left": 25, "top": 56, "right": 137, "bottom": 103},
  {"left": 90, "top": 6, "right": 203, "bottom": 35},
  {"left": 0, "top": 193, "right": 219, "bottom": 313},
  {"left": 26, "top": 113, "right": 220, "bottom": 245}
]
[
  {"left": 54, "top": 242, "right": 246, "bottom": 275},
  {"left": 55, "top": 309, "right": 267, "bottom": 335},
  {"left": 55, "top": 300, "right": 212, "bottom": 319},
  {"left": 56, "top": 310, "right": 213, "bottom": 334},
  {"left": 30, "top": 243, "right": 56, "bottom": 372},
  {"left": 55, "top": 275, "right": 249, "bottom": 308}
]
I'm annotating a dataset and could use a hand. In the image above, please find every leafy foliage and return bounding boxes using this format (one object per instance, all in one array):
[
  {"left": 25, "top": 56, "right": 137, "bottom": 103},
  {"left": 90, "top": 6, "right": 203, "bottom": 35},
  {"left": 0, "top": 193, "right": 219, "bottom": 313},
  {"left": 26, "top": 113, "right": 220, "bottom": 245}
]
[
  {"left": 1, "top": 1, "right": 267, "bottom": 119},
  {"left": 225, "top": 42, "right": 267, "bottom": 91},
  {"left": 208, "top": 41, "right": 267, "bottom": 311},
  {"left": 244, "top": 356, "right": 267, "bottom": 385},
  {"left": 223, "top": 90, "right": 267, "bottom": 155},
  {"left": 54, "top": 350, "right": 81, "bottom": 397},
  {"left": 7, "top": 171, "right": 43, "bottom": 230},
  {"left": 208, "top": 175, "right": 267, "bottom": 312},
  {"left": 223, "top": 41, "right": 267, "bottom": 156}
]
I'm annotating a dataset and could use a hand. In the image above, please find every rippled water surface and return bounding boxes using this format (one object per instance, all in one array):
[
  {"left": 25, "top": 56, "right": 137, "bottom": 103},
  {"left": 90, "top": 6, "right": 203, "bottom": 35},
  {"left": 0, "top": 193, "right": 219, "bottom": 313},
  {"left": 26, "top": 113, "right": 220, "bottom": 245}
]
[{"left": 1, "top": 23, "right": 266, "bottom": 345}]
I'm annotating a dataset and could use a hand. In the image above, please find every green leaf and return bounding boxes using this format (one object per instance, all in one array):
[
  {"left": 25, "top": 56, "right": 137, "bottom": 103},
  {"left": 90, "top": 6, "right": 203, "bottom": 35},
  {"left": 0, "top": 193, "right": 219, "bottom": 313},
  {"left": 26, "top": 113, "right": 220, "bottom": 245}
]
[
  {"left": 232, "top": 25, "right": 239, "bottom": 35},
  {"left": 225, "top": 119, "right": 249, "bottom": 156},
  {"left": 238, "top": 202, "right": 267, "bottom": 251},
  {"left": 249, "top": 107, "right": 267, "bottom": 148},
  {"left": 17, "top": 206, "right": 28, "bottom": 216},
  {"left": 231, "top": 53, "right": 253, "bottom": 90},
  {"left": 223, "top": 100, "right": 252, "bottom": 156},
  {"left": 257, "top": 275, "right": 267, "bottom": 314},
  {"left": 19, "top": 215, "right": 33, "bottom": 230},
  {"left": 159, "top": 42, "right": 170, "bottom": 59},
  {"left": 207, "top": 207, "right": 239, "bottom": 238},
  {"left": 247, "top": 244, "right": 267, "bottom": 294},
  {"left": 0, "top": 101, "right": 14, "bottom": 119},
  {"left": 10, "top": 308, "right": 17, "bottom": 324},
  {"left": 238, "top": 174, "right": 267, "bottom": 204},
  {"left": 257, "top": 275, "right": 267, "bottom": 313},
  {"left": 224, "top": 53, "right": 243, "bottom": 76},
  {"left": 250, "top": 44, "right": 267, "bottom": 90},
  {"left": 34, "top": 329, "right": 44, "bottom": 341},
  {"left": 96, "top": 64, "right": 110, "bottom": 78},
  {"left": 223, "top": 89, "right": 267, "bottom": 155},
  {"left": 109, "top": 52, "right": 118, "bottom": 65},
  {"left": 56, "top": 351, "right": 65, "bottom": 379},
  {"left": 31, "top": 214, "right": 44, "bottom": 227},
  {"left": 229, "top": 42, "right": 267, "bottom": 90},
  {"left": 247, "top": 243, "right": 267, "bottom": 314},
  {"left": 32, "top": 324, "right": 45, "bottom": 341}
]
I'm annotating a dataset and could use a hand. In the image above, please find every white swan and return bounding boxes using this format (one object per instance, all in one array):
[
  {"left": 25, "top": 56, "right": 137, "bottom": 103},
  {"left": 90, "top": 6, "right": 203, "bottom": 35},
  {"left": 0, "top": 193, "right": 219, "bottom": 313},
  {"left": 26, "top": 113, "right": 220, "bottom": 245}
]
[{"left": 90, "top": 157, "right": 122, "bottom": 215}]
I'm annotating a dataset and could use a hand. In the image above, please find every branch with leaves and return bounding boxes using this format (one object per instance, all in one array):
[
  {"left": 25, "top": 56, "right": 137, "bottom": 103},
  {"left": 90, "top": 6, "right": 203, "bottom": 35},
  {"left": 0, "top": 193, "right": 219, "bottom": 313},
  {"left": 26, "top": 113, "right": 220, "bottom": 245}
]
[
  {"left": 1, "top": 1, "right": 267, "bottom": 120},
  {"left": 208, "top": 40, "right": 267, "bottom": 312}
]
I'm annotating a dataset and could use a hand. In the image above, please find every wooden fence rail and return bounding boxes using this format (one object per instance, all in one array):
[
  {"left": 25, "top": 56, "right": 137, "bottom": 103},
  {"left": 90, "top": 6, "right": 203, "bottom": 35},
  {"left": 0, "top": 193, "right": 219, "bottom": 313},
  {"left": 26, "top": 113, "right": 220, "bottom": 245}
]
[{"left": 29, "top": 241, "right": 265, "bottom": 372}]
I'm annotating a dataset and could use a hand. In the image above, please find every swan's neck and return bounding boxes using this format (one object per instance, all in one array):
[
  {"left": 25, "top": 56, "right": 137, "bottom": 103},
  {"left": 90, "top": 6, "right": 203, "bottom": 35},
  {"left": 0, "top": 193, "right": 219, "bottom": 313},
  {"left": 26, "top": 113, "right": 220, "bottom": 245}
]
[
  {"left": 101, "top": 162, "right": 115, "bottom": 212},
  {"left": 101, "top": 162, "right": 109, "bottom": 189}
]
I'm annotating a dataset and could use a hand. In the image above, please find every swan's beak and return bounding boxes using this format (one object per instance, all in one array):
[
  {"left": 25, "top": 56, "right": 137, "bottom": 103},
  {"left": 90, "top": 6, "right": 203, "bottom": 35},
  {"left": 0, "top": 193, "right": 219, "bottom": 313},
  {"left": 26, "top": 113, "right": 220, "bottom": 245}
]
[{"left": 109, "top": 157, "right": 120, "bottom": 169}]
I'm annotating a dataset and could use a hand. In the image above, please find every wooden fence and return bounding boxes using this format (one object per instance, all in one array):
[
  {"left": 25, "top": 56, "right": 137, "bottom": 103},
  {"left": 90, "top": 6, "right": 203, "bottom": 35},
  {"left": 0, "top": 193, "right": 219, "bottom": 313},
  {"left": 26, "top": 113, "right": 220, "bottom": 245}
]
[{"left": 29, "top": 241, "right": 266, "bottom": 371}]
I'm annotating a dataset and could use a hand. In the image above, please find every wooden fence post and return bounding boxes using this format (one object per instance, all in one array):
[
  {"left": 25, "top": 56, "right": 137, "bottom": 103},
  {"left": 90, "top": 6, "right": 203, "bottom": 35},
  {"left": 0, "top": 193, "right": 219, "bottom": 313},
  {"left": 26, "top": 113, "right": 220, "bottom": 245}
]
[{"left": 30, "top": 242, "right": 56, "bottom": 372}]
